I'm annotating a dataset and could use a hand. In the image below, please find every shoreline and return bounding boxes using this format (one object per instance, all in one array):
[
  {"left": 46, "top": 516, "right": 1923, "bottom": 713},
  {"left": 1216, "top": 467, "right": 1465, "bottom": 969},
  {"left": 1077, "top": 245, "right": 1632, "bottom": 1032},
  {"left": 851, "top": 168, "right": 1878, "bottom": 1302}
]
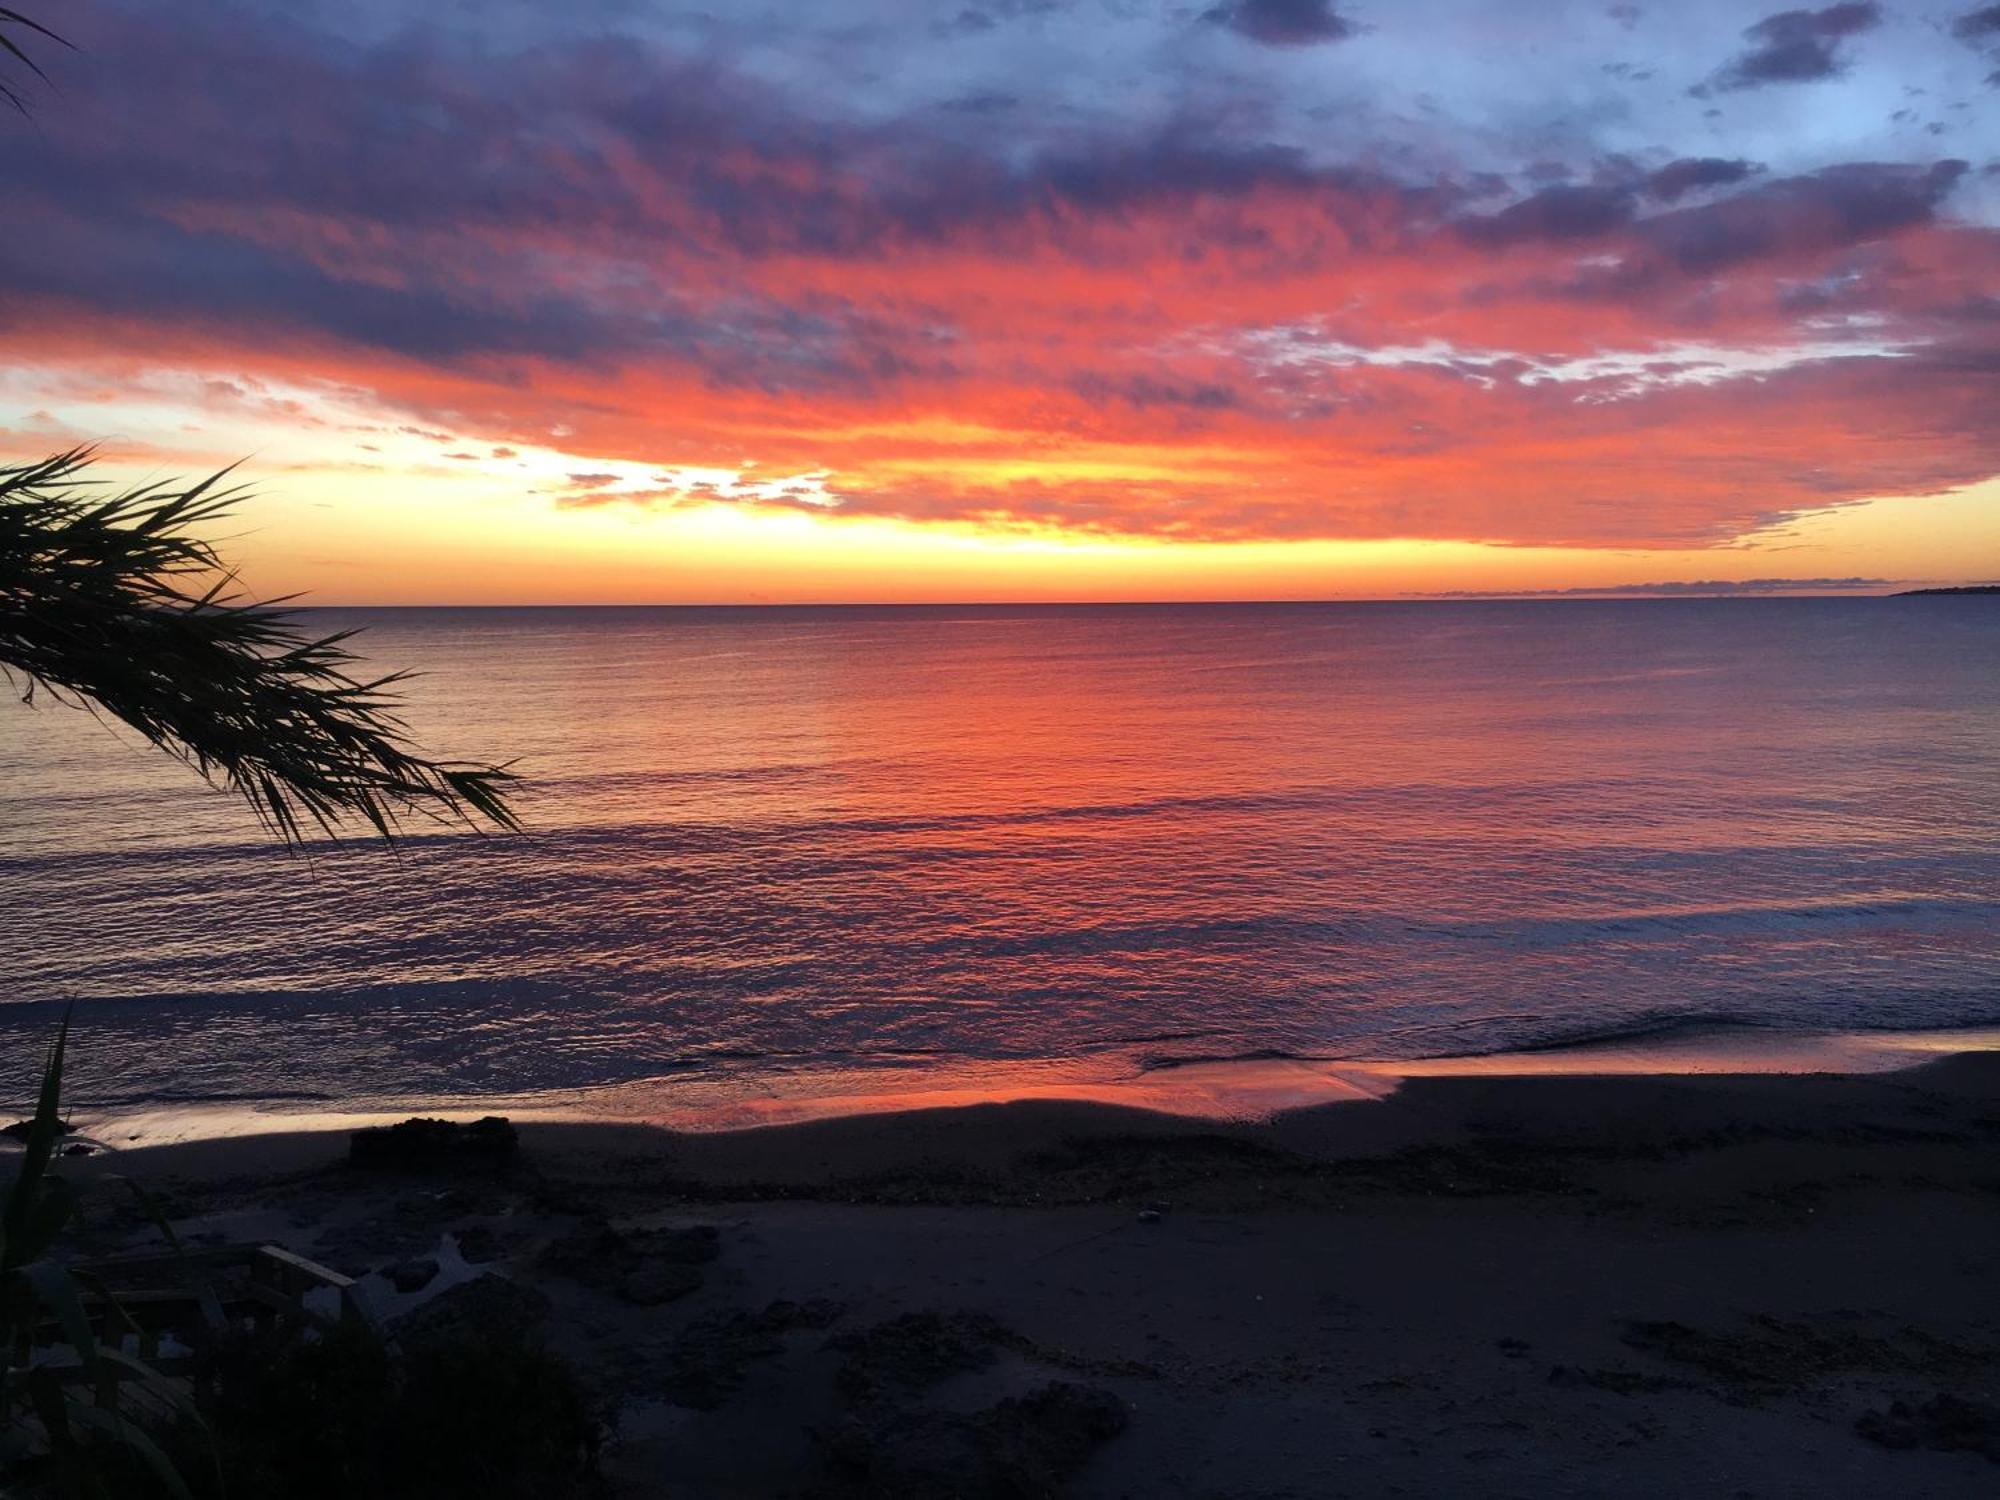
[
  {"left": 54, "top": 1021, "right": 2000, "bottom": 1153},
  {"left": 50, "top": 1047, "right": 2000, "bottom": 1495}
]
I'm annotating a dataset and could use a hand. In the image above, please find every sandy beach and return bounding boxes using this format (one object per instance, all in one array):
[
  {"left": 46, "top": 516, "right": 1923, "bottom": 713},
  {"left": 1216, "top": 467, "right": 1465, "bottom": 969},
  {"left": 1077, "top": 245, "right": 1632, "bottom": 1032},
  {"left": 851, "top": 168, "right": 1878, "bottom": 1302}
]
[{"left": 50, "top": 1047, "right": 2000, "bottom": 1498}]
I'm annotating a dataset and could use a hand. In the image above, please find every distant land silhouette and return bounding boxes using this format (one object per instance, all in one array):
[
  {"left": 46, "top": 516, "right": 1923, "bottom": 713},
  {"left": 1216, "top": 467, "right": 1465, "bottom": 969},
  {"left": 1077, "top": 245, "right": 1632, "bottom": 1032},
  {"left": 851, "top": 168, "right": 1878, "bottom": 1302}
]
[{"left": 1893, "top": 585, "right": 2000, "bottom": 596}]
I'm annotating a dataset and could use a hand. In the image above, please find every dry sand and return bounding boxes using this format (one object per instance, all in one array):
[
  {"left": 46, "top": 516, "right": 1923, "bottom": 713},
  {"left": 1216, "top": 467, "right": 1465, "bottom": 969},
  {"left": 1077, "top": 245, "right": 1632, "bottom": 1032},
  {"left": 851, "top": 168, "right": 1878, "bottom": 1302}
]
[{"left": 56, "top": 1052, "right": 2000, "bottom": 1498}]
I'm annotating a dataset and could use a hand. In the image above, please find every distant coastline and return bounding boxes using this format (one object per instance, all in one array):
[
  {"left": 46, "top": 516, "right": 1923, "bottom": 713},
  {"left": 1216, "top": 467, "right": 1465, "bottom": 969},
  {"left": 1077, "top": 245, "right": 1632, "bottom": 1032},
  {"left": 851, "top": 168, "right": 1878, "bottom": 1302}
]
[{"left": 1894, "top": 585, "right": 2000, "bottom": 596}]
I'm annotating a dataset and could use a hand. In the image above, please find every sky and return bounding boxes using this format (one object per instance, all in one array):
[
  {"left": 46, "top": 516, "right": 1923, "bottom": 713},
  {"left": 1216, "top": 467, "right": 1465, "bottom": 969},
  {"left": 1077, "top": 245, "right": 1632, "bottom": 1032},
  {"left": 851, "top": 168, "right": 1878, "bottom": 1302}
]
[{"left": 2, "top": 0, "right": 1999, "bottom": 603}]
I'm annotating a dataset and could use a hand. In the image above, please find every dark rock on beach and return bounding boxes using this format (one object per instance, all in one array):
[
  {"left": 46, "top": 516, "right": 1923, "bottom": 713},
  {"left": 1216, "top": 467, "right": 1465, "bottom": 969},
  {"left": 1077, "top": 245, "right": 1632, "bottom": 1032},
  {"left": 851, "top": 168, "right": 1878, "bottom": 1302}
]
[
  {"left": 2, "top": 1116, "right": 75, "bottom": 1140},
  {"left": 392, "top": 1273, "right": 550, "bottom": 1351},
  {"left": 619, "top": 1262, "right": 704, "bottom": 1306},
  {"left": 830, "top": 1310, "right": 1008, "bottom": 1402},
  {"left": 348, "top": 1115, "right": 520, "bottom": 1172},
  {"left": 383, "top": 1255, "right": 441, "bottom": 1293},
  {"left": 453, "top": 1223, "right": 508, "bottom": 1264},
  {"left": 642, "top": 1297, "right": 847, "bottom": 1410},
  {"left": 1856, "top": 1394, "right": 2000, "bottom": 1462},
  {"left": 1621, "top": 1315, "right": 2000, "bottom": 1401},
  {"left": 815, "top": 1380, "right": 1128, "bottom": 1499},
  {"left": 538, "top": 1219, "right": 719, "bottom": 1304}
]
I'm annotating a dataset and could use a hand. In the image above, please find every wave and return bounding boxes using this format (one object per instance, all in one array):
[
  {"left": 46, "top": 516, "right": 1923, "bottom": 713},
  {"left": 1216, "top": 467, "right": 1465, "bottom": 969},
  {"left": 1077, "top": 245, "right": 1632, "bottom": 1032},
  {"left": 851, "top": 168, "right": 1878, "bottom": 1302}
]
[
  {"left": 1130, "top": 1007, "right": 2000, "bottom": 1077},
  {"left": 884, "top": 896, "right": 2000, "bottom": 963},
  {"left": 1439, "top": 897, "right": 2000, "bottom": 945},
  {"left": 1464, "top": 1011, "right": 1784, "bottom": 1055},
  {"left": 0, "top": 773, "right": 1706, "bottom": 876},
  {"left": 1136, "top": 1048, "right": 1345, "bottom": 1074}
]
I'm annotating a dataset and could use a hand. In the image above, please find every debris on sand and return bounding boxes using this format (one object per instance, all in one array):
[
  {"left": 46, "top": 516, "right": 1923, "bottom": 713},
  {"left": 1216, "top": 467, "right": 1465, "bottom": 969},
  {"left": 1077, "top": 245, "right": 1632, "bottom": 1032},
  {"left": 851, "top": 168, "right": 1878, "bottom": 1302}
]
[
  {"left": 830, "top": 1310, "right": 1009, "bottom": 1401},
  {"left": 453, "top": 1222, "right": 511, "bottom": 1264},
  {"left": 830, "top": 1309, "right": 1159, "bottom": 1401},
  {"left": 1546, "top": 1364, "right": 1694, "bottom": 1396},
  {"left": 393, "top": 1273, "right": 551, "bottom": 1351},
  {"left": 384, "top": 1255, "right": 441, "bottom": 1293},
  {"left": 1622, "top": 1316, "right": 1999, "bottom": 1400},
  {"left": 538, "top": 1219, "right": 719, "bottom": 1305},
  {"left": 1856, "top": 1394, "right": 2000, "bottom": 1463},
  {"left": 640, "top": 1298, "right": 847, "bottom": 1410},
  {"left": 815, "top": 1380, "right": 1128, "bottom": 1499}
]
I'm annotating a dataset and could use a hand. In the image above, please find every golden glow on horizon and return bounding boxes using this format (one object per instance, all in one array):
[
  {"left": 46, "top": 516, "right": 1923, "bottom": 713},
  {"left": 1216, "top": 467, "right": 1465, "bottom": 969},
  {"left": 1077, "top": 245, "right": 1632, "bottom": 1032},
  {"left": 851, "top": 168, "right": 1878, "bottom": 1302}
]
[
  {"left": 224, "top": 463, "right": 2000, "bottom": 606},
  {"left": 4, "top": 365, "right": 1997, "bottom": 606}
]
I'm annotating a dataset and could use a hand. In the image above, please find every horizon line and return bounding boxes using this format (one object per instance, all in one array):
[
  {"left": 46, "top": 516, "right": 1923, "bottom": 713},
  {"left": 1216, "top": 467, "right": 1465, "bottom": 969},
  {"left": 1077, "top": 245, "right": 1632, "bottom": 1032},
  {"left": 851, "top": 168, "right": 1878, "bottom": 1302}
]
[{"left": 282, "top": 591, "right": 1963, "bottom": 610}]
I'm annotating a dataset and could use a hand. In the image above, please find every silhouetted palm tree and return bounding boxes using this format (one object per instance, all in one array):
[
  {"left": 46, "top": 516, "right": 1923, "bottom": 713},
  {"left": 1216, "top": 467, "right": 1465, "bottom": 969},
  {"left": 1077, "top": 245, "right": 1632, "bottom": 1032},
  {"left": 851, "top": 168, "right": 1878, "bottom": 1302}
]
[
  {"left": 0, "top": 5, "right": 64, "bottom": 114},
  {"left": 1, "top": 448, "right": 520, "bottom": 843},
  {"left": 2, "top": 13, "right": 517, "bottom": 844}
]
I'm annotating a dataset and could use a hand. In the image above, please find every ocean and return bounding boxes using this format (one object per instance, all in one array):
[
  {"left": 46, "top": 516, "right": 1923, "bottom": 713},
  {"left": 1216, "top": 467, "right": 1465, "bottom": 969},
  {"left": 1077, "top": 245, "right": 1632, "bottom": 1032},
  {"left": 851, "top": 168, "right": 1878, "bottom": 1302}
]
[{"left": 4, "top": 600, "right": 1998, "bottom": 1124}]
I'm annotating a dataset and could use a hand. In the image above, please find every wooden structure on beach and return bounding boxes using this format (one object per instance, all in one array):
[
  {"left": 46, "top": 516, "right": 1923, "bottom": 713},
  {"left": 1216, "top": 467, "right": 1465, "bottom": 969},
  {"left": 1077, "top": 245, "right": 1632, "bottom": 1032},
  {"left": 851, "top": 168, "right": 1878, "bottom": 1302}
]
[{"left": 29, "top": 1242, "right": 369, "bottom": 1396}]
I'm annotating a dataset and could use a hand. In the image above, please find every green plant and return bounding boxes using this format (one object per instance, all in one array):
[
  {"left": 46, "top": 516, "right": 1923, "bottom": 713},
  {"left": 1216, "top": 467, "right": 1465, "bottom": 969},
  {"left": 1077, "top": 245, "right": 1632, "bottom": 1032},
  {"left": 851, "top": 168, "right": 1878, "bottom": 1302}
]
[
  {"left": 1, "top": 7, "right": 529, "bottom": 1494},
  {"left": 1, "top": 1013, "right": 206, "bottom": 1498},
  {"left": 1, "top": 449, "right": 519, "bottom": 845}
]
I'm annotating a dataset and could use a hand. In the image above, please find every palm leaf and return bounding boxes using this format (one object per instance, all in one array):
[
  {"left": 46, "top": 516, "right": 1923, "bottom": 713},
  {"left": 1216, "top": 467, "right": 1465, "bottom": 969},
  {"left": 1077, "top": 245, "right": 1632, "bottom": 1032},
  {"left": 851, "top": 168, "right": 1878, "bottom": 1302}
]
[
  {"left": 1, "top": 450, "right": 520, "bottom": 846},
  {"left": 0, "top": 5, "right": 69, "bottom": 115},
  {"left": 61, "top": 1399, "right": 197, "bottom": 1500},
  {"left": 17, "top": 1260, "right": 99, "bottom": 1381},
  {"left": 2, "top": 1004, "right": 71, "bottom": 1270}
]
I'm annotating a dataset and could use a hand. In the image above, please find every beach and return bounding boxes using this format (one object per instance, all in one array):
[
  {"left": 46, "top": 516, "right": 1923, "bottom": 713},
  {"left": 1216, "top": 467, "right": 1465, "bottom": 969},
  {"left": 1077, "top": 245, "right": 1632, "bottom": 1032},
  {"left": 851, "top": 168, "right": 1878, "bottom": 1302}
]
[
  {"left": 7, "top": 4, "right": 2000, "bottom": 1495},
  {"left": 60, "top": 1046, "right": 2000, "bottom": 1498}
]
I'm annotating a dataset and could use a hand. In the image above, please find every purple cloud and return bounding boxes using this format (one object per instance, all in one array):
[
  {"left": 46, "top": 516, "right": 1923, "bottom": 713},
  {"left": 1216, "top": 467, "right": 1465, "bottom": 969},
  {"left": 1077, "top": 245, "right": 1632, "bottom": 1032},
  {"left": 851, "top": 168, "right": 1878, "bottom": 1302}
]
[
  {"left": 1203, "top": 0, "right": 1353, "bottom": 48},
  {"left": 1705, "top": 3, "right": 1880, "bottom": 92},
  {"left": 1643, "top": 157, "right": 1760, "bottom": 204},
  {"left": 1953, "top": 5, "right": 2000, "bottom": 42}
]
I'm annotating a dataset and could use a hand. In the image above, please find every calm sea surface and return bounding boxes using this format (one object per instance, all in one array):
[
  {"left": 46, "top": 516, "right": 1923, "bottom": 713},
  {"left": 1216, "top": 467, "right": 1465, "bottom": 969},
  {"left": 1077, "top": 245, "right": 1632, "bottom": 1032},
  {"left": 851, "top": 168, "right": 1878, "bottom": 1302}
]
[{"left": 3, "top": 601, "right": 1998, "bottom": 1117}]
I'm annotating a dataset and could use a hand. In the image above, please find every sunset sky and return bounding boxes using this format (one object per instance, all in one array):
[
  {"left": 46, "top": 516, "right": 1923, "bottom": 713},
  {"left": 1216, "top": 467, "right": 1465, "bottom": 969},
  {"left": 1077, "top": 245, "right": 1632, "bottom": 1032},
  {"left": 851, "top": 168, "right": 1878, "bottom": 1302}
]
[{"left": 3, "top": 0, "right": 1999, "bottom": 602}]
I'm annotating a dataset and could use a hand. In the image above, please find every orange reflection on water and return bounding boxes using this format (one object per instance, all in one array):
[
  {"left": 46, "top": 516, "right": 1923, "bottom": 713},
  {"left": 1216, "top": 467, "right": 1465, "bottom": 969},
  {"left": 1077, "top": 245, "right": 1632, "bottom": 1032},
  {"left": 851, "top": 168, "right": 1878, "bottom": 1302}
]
[{"left": 60, "top": 1027, "right": 2000, "bottom": 1151}]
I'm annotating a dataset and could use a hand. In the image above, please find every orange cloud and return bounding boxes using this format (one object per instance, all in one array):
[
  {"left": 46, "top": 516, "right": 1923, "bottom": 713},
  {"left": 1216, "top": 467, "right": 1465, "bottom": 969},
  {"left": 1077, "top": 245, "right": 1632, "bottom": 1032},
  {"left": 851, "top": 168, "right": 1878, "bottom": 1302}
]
[{"left": 2, "top": 3, "right": 1997, "bottom": 565}]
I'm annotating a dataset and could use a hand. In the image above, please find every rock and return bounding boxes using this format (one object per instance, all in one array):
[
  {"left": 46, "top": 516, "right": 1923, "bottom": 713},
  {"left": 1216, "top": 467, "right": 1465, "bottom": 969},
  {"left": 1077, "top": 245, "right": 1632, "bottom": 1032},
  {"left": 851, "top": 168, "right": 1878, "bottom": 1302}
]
[
  {"left": 618, "top": 1262, "right": 704, "bottom": 1306},
  {"left": 61, "top": 1142, "right": 95, "bottom": 1157},
  {"left": 1856, "top": 1394, "right": 2000, "bottom": 1461},
  {"left": 454, "top": 1224, "right": 504, "bottom": 1264},
  {"left": 538, "top": 1220, "right": 720, "bottom": 1304},
  {"left": 641, "top": 1298, "right": 846, "bottom": 1409},
  {"left": 348, "top": 1116, "right": 519, "bottom": 1173},
  {"left": 392, "top": 1274, "right": 550, "bottom": 1351},
  {"left": 2, "top": 1117, "right": 74, "bottom": 1140},
  {"left": 818, "top": 1380, "right": 1128, "bottom": 1498},
  {"left": 830, "top": 1311, "right": 1008, "bottom": 1402},
  {"left": 1547, "top": 1364, "right": 1692, "bottom": 1395},
  {"left": 384, "top": 1256, "right": 441, "bottom": 1293}
]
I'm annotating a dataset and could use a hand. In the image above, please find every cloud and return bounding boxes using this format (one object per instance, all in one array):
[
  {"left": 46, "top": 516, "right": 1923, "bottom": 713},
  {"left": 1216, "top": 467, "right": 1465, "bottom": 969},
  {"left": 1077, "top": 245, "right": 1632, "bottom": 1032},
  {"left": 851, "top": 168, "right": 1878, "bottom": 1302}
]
[
  {"left": 1461, "top": 183, "right": 1637, "bottom": 247},
  {"left": 1954, "top": 5, "right": 2000, "bottom": 43},
  {"left": 0, "top": 0, "right": 1996, "bottom": 557},
  {"left": 1642, "top": 157, "right": 1759, "bottom": 204},
  {"left": 1955, "top": 4, "right": 2000, "bottom": 82},
  {"left": 1631, "top": 160, "right": 1967, "bottom": 274},
  {"left": 1202, "top": 0, "right": 1353, "bottom": 48},
  {"left": 1703, "top": 3, "right": 1880, "bottom": 92}
]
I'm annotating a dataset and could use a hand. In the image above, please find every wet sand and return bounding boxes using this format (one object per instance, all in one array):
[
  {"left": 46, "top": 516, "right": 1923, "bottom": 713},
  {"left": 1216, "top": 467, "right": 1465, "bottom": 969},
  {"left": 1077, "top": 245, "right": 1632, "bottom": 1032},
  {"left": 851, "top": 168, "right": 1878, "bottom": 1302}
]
[{"left": 56, "top": 1050, "right": 2000, "bottom": 1497}]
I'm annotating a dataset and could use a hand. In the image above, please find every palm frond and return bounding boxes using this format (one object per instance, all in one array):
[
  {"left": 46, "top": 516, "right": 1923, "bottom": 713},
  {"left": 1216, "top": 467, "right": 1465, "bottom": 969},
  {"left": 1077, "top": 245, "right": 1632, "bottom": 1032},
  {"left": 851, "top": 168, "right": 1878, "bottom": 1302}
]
[
  {"left": 0, "top": 448, "right": 520, "bottom": 846},
  {"left": 0, "top": 6, "right": 69, "bottom": 115}
]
